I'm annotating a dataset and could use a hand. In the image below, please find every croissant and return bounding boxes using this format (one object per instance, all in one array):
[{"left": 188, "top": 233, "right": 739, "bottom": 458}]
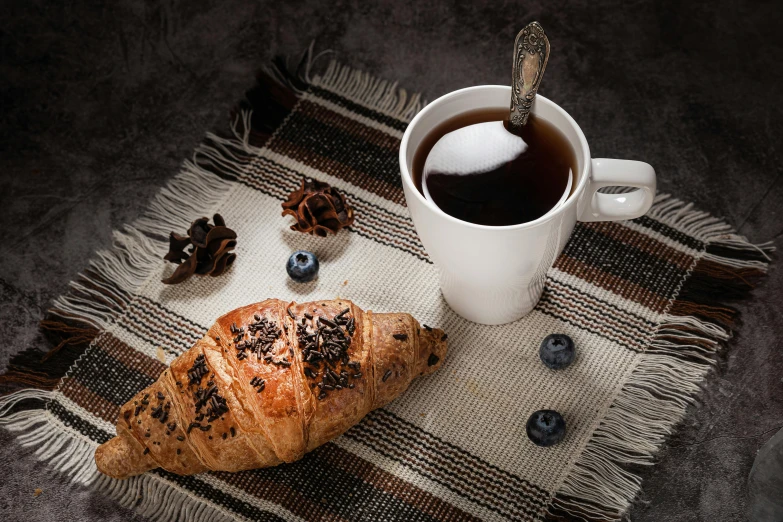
[{"left": 95, "top": 298, "right": 447, "bottom": 479}]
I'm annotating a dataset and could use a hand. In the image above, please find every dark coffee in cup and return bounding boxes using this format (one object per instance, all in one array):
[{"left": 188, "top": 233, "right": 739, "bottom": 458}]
[{"left": 412, "top": 109, "right": 576, "bottom": 226}]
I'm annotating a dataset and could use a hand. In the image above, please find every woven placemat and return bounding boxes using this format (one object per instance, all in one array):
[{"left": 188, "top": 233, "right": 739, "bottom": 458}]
[{"left": 0, "top": 51, "right": 772, "bottom": 521}]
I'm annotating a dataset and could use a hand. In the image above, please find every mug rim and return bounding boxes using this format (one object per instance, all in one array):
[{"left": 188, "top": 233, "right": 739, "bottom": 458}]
[{"left": 399, "top": 85, "right": 592, "bottom": 231}]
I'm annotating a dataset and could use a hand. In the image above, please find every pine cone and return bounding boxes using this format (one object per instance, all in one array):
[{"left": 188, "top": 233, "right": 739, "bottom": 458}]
[
  {"left": 281, "top": 179, "right": 354, "bottom": 237},
  {"left": 162, "top": 214, "right": 237, "bottom": 285}
]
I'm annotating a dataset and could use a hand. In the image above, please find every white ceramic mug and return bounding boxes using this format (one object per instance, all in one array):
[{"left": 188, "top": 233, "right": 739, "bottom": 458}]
[{"left": 399, "top": 86, "right": 656, "bottom": 325}]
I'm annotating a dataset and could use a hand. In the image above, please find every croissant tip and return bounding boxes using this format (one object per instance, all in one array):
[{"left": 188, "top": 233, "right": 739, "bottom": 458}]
[
  {"left": 95, "top": 432, "right": 155, "bottom": 480},
  {"left": 418, "top": 326, "right": 448, "bottom": 376}
]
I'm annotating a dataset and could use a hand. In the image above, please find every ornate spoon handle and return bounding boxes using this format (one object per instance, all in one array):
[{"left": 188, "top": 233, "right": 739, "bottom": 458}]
[{"left": 509, "top": 22, "right": 550, "bottom": 127}]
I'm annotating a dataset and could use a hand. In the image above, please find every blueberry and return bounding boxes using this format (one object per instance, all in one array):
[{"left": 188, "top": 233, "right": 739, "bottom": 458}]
[
  {"left": 286, "top": 251, "right": 319, "bottom": 283},
  {"left": 526, "top": 410, "right": 566, "bottom": 447},
  {"left": 539, "top": 333, "right": 575, "bottom": 370}
]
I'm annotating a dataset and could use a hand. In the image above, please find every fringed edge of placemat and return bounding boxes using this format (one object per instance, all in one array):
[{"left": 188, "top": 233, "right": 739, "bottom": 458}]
[{"left": 547, "top": 195, "right": 774, "bottom": 521}]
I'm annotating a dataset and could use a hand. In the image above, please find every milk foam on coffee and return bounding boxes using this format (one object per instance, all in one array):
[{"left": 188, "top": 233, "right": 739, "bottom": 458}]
[
  {"left": 414, "top": 111, "right": 575, "bottom": 227},
  {"left": 421, "top": 121, "right": 527, "bottom": 198}
]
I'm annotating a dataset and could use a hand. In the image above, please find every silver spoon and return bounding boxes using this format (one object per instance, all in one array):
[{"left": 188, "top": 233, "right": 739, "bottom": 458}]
[
  {"left": 422, "top": 22, "right": 567, "bottom": 219},
  {"left": 509, "top": 21, "right": 551, "bottom": 128}
]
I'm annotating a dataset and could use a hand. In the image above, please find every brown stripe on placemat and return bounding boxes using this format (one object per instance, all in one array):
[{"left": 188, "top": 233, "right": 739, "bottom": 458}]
[
  {"left": 238, "top": 156, "right": 429, "bottom": 261},
  {"left": 545, "top": 279, "right": 657, "bottom": 330},
  {"left": 267, "top": 120, "right": 405, "bottom": 205},
  {"left": 561, "top": 226, "right": 690, "bottom": 300},
  {"left": 554, "top": 254, "right": 671, "bottom": 312},
  {"left": 360, "top": 409, "right": 549, "bottom": 506},
  {"left": 633, "top": 215, "right": 705, "bottom": 250},
  {"left": 132, "top": 297, "right": 208, "bottom": 339},
  {"left": 214, "top": 443, "right": 463, "bottom": 522},
  {"left": 538, "top": 282, "right": 656, "bottom": 351},
  {"left": 319, "top": 443, "right": 484, "bottom": 522},
  {"left": 668, "top": 299, "right": 737, "bottom": 327},
  {"left": 309, "top": 85, "right": 410, "bottom": 132},
  {"left": 297, "top": 99, "right": 401, "bottom": 151},
  {"left": 212, "top": 470, "right": 350, "bottom": 522},
  {"left": 582, "top": 221, "right": 696, "bottom": 271},
  {"left": 59, "top": 376, "right": 120, "bottom": 424},
  {"left": 121, "top": 300, "right": 206, "bottom": 356},
  {"left": 247, "top": 154, "right": 419, "bottom": 241},
  {"left": 96, "top": 332, "right": 167, "bottom": 379},
  {"left": 537, "top": 297, "right": 647, "bottom": 351},
  {"left": 349, "top": 222, "right": 429, "bottom": 260},
  {"left": 342, "top": 426, "right": 538, "bottom": 521},
  {"left": 371, "top": 409, "right": 549, "bottom": 501},
  {"left": 345, "top": 421, "right": 545, "bottom": 520},
  {"left": 62, "top": 336, "right": 157, "bottom": 409}
]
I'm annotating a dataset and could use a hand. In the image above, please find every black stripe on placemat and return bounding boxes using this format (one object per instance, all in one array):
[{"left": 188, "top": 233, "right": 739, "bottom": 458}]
[
  {"left": 126, "top": 304, "right": 203, "bottom": 346},
  {"left": 344, "top": 413, "right": 547, "bottom": 521},
  {"left": 151, "top": 470, "right": 287, "bottom": 522},
  {"left": 370, "top": 409, "right": 549, "bottom": 503},
  {"left": 310, "top": 86, "right": 409, "bottom": 132},
  {"left": 633, "top": 215, "right": 704, "bottom": 250},
  {"left": 133, "top": 297, "right": 208, "bottom": 336},
  {"left": 69, "top": 345, "right": 155, "bottom": 406},
  {"left": 350, "top": 423, "right": 546, "bottom": 519},
  {"left": 546, "top": 279, "right": 657, "bottom": 329},
  {"left": 539, "top": 288, "right": 653, "bottom": 344},
  {"left": 562, "top": 225, "right": 687, "bottom": 299},
  {"left": 249, "top": 155, "right": 421, "bottom": 237},
  {"left": 48, "top": 398, "right": 114, "bottom": 444},
  {"left": 342, "top": 428, "right": 535, "bottom": 521},
  {"left": 117, "top": 315, "right": 194, "bottom": 356},
  {"left": 49, "top": 390, "right": 455, "bottom": 522},
  {"left": 247, "top": 449, "right": 446, "bottom": 522},
  {"left": 536, "top": 307, "right": 644, "bottom": 353},
  {"left": 232, "top": 175, "right": 432, "bottom": 263},
  {"left": 270, "top": 110, "right": 403, "bottom": 189}
]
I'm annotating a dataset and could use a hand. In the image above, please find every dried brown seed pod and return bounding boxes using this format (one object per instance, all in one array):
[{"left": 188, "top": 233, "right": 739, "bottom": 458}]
[
  {"left": 162, "top": 214, "right": 237, "bottom": 285},
  {"left": 281, "top": 179, "right": 354, "bottom": 237}
]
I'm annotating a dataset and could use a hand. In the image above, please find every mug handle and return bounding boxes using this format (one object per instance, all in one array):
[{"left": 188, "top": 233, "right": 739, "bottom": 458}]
[{"left": 578, "top": 158, "right": 657, "bottom": 222}]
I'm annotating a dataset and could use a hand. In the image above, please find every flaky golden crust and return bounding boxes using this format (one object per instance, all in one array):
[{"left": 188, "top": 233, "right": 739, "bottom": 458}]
[{"left": 95, "top": 299, "right": 447, "bottom": 479}]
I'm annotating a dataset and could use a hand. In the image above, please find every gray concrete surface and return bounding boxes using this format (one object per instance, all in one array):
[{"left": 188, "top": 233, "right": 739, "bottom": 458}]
[{"left": 1, "top": 0, "right": 782, "bottom": 520}]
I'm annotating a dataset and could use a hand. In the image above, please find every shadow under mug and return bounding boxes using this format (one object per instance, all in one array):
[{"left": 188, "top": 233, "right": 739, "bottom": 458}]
[{"left": 399, "top": 86, "right": 657, "bottom": 325}]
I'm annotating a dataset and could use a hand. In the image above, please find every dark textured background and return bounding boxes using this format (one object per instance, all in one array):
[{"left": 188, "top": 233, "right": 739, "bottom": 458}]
[{"left": 1, "top": 0, "right": 782, "bottom": 520}]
